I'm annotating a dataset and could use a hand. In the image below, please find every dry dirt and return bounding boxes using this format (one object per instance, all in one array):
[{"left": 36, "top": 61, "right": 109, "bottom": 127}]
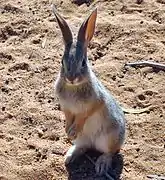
[{"left": 0, "top": 0, "right": 165, "bottom": 179}]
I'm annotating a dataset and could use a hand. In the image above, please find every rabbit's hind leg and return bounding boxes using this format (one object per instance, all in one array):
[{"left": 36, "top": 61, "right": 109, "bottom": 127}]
[
  {"left": 64, "top": 136, "right": 90, "bottom": 165},
  {"left": 95, "top": 153, "right": 113, "bottom": 175},
  {"left": 64, "top": 144, "right": 87, "bottom": 165},
  {"left": 95, "top": 130, "right": 121, "bottom": 175}
]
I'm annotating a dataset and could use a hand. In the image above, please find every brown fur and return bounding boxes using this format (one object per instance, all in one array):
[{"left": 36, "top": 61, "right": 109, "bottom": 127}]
[{"left": 64, "top": 100, "right": 104, "bottom": 140}]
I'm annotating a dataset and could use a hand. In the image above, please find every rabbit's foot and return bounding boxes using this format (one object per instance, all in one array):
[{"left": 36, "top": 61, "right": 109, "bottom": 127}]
[
  {"left": 66, "top": 122, "right": 77, "bottom": 140},
  {"left": 64, "top": 145, "right": 86, "bottom": 165},
  {"left": 95, "top": 153, "right": 112, "bottom": 175}
]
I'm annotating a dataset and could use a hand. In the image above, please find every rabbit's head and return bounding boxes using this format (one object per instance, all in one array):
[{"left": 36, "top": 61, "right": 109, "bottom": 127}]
[{"left": 52, "top": 5, "right": 97, "bottom": 85}]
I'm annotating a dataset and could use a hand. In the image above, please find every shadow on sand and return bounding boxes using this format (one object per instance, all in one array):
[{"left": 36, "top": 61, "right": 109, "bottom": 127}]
[{"left": 66, "top": 149, "right": 124, "bottom": 180}]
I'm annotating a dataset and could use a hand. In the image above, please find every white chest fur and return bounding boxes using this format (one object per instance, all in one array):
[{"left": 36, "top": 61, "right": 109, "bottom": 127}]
[
  {"left": 82, "top": 112, "right": 110, "bottom": 153},
  {"left": 60, "top": 98, "right": 91, "bottom": 114}
]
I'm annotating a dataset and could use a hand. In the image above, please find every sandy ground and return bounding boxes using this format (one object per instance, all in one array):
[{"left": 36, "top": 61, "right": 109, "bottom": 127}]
[{"left": 0, "top": 0, "right": 165, "bottom": 179}]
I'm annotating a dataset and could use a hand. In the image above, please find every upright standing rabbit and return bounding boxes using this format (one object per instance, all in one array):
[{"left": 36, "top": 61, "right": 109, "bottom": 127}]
[{"left": 52, "top": 5, "right": 126, "bottom": 175}]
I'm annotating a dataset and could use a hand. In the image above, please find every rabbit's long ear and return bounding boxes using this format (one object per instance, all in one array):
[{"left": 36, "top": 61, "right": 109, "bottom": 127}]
[
  {"left": 52, "top": 4, "right": 73, "bottom": 45},
  {"left": 77, "top": 8, "right": 97, "bottom": 46}
]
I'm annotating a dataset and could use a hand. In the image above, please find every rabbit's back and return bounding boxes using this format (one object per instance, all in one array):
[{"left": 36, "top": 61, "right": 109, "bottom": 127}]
[{"left": 81, "top": 86, "right": 126, "bottom": 152}]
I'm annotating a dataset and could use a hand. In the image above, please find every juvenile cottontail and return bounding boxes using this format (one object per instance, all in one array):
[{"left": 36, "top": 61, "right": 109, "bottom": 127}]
[{"left": 52, "top": 5, "right": 126, "bottom": 175}]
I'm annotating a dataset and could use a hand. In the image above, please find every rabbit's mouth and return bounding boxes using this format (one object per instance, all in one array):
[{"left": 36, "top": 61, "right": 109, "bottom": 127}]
[{"left": 65, "top": 76, "right": 88, "bottom": 86}]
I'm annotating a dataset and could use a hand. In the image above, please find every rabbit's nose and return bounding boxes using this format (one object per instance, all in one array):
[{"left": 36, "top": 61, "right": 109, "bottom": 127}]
[{"left": 65, "top": 76, "right": 75, "bottom": 84}]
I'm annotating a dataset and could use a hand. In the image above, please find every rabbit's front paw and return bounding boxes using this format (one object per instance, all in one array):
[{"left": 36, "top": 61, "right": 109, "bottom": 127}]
[{"left": 66, "top": 122, "right": 77, "bottom": 140}]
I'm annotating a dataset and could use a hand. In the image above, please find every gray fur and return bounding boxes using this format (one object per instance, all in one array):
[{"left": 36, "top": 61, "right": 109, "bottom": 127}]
[{"left": 52, "top": 5, "right": 126, "bottom": 175}]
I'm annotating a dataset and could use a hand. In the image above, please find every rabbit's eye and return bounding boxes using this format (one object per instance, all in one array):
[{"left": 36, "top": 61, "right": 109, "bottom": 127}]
[
  {"left": 61, "top": 60, "right": 65, "bottom": 67},
  {"left": 82, "top": 58, "right": 86, "bottom": 67},
  {"left": 61, "top": 60, "right": 67, "bottom": 72}
]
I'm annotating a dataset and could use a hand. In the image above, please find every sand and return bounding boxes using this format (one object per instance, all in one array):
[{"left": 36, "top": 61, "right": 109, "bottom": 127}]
[{"left": 0, "top": 0, "right": 165, "bottom": 179}]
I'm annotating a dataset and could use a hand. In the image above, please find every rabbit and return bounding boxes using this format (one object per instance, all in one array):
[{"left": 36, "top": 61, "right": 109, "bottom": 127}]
[{"left": 52, "top": 4, "right": 126, "bottom": 175}]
